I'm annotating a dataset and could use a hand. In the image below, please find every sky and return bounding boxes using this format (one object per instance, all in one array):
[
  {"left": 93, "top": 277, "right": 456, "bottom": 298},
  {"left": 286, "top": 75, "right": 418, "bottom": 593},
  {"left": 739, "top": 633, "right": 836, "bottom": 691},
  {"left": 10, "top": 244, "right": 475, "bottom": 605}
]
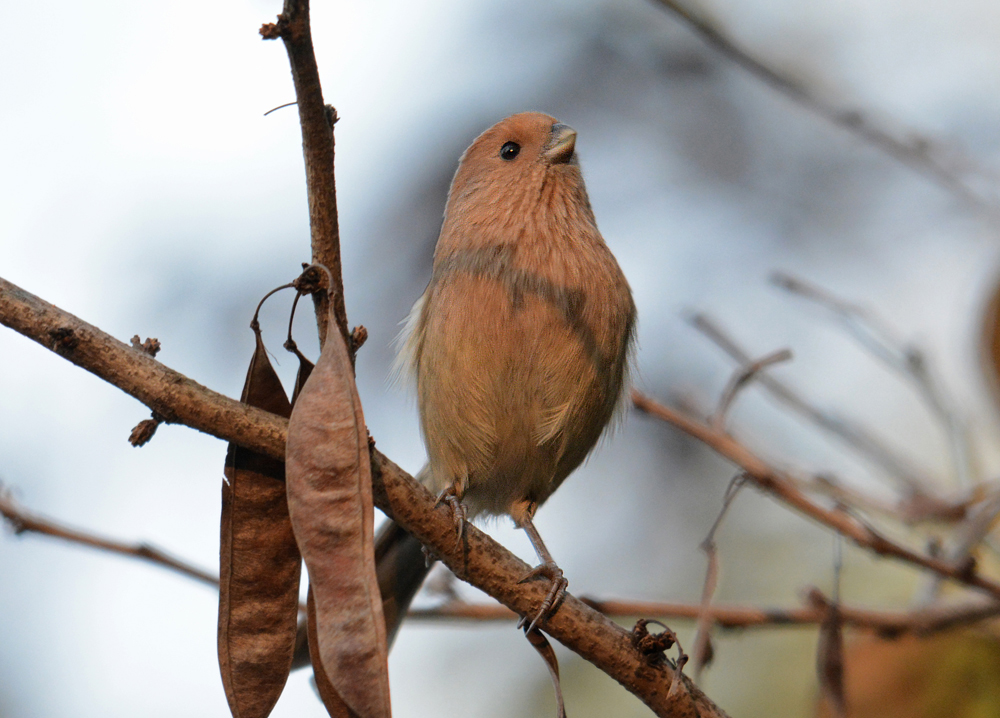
[{"left": 2, "top": 0, "right": 1000, "bottom": 716}]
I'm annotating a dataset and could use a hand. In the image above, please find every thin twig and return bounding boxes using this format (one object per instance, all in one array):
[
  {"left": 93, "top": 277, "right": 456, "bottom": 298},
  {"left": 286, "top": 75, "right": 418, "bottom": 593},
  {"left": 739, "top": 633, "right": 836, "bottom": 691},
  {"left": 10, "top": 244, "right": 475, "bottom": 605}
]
[
  {"left": 918, "top": 487, "right": 1000, "bottom": 604},
  {"left": 788, "top": 472, "right": 975, "bottom": 525},
  {"left": 7, "top": 479, "right": 996, "bottom": 649},
  {"left": 0, "top": 489, "right": 217, "bottom": 588},
  {"left": 648, "top": 0, "right": 1000, "bottom": 213},
  {"left": 632, "top": 391, "right": 1000, "bottom": 601},
  {"left": 408, "top": 591, "right": 1000, "bottom": 636},
  {"left": 690, "top": 312, "right": 936, "bottom": 493},
  {"left": 710, "top": 348, "right": 793, "bottom": 431},
  {"left": 260, "top": 0, "right": 348, "bottom": 350},
  {"left": 692, "top": 474, "right": 746, "bottom": 677}
]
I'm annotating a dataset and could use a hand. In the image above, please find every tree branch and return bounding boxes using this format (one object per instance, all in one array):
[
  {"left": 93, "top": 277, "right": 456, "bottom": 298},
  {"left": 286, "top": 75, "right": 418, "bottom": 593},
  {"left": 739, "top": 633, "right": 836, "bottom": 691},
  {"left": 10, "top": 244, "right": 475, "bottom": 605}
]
[
  {"left": 260, "top": 0, "right": 348, "bottom": 349},
  {"left": 632, "top": 391, "right": 1000, "bottom": 600},
  {"left": 0, "top": 489, "right": 217, "bottom": 588},
  {"left": 0, "top": 276, "right": 729, "bottom": 717},
  {"left": 8, "top": 482, "right": 994, "bottom": 644},
  {"left": 689, "top": 312, "right": 937, "bottom": 495},
  {"left": 409, "top": 593, "right": 1000, "bottom": 637}
]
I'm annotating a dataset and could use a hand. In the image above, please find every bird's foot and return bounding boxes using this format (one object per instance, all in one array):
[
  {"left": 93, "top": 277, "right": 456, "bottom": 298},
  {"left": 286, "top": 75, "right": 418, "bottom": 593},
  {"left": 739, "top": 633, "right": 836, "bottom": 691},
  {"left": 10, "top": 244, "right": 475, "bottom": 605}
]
[
  {"left": 434, "top": 489, "right": 468, "bottom": 551},
  {"left": 517, "top": 561, "right": 568, "bottom": 634}
]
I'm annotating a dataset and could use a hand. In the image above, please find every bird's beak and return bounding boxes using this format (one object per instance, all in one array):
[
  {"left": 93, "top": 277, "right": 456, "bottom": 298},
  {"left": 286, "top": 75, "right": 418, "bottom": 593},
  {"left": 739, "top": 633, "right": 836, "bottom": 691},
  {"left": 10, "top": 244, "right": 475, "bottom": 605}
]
[{"left": 543, "top": 123, "right": 577, "bottom": 164}]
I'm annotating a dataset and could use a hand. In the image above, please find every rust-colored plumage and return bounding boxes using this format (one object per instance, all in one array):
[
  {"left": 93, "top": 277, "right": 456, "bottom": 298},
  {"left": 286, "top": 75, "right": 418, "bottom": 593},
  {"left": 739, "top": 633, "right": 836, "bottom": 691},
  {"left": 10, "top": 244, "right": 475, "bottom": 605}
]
[{"left": 385, "top": 112, "right": 635, "bottom": 637}]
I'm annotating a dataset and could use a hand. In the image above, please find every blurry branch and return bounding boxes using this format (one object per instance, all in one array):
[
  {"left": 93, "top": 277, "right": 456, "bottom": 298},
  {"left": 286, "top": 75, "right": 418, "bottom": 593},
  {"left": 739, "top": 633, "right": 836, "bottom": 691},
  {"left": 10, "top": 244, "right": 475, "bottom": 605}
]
[
  {"left": 772, "top": 271, "right": 995, "bottom": 603},
  {"left": 260, "top": 0, "right": 347, "bottom": 350},
  {"left": 691, "top": 474, "right": 746, "bottom": 678},
  {"left": 710, "top": 348, "right": 792, "bottom": 431},
  {"left": 8, "top": 481, "right": 995, "bottom": 650},
  {"left": 918, "top": 486, "right": 1000, "bottom": 604},
  {"left": 0, "top": 489, "right": 217, "bottom": 588},
  {"left": 690, "top": 312, "right": 936, "bottom": 494},
  {"left": 408, "top": 590, "right": 1000, "bottom": 637},
  {"left": 816, "top": 536, "right": 847, "bottom": 718},
  {"left": 785, "top": 472, "right": 976, "bottom": 526},
  {"left": 771, "top": 272, "right": 974, "bottom": 490},
  {"left": 631, "top": 391, "right": 1000, "bottom": 600},
  {"left": 0, "top": 277, "right": 727, "bottom": 718},
  {"left": 648, "top": 0, "right": 1000, "bottom": 214}
]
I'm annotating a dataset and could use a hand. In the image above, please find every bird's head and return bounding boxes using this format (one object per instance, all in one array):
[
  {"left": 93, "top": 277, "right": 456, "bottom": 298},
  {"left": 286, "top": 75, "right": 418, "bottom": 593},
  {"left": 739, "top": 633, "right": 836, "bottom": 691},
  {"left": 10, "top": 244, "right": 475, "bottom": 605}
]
[{"left": 442, "top": 113, "right": 591, "bottom": 239}]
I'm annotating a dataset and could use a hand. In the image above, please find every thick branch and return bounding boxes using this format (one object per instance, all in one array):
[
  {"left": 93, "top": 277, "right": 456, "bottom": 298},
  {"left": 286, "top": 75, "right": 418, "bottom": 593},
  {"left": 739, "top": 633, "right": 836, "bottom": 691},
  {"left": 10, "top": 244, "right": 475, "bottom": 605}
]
[
  {"left": 370, "top": 452, "right": 726, "bottom": 715},
  {"left": 0, "top": 277, "right": 288, "bottom": 457},
  {"left": 632, "top": 391, "right": 1000, "bottom": 601},
  {"left": 0, "top": 277, "right": 728, "bottom": 717},
  {"left": 260, "top": 0, "right": 348, "bottom": 349}
]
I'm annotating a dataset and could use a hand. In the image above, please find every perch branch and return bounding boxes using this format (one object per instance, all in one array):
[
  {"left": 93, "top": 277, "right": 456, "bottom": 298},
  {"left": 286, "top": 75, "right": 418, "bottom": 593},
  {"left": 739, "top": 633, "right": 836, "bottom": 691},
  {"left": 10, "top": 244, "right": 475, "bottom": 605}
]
[{"left": 0, "top": 276, "right": 728, "bottom": 718}]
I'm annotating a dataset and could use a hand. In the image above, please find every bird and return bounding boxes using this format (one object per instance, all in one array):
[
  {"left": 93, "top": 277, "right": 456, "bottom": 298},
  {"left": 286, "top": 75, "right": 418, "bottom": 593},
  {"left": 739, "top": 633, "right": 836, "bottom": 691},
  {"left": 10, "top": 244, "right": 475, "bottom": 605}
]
[{"left": 380, "top": 111, "right": 636, "bottom": 641}]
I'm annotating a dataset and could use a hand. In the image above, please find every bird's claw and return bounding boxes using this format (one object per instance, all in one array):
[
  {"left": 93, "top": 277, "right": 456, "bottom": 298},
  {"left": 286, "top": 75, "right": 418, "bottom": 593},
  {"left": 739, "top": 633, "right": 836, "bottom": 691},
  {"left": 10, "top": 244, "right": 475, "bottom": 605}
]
[
  {"left": 517, "top": 562, "right": 568, "bottom": 634},
  {"left": 434, "top": 489, "right": 468, "bottom": 551}
]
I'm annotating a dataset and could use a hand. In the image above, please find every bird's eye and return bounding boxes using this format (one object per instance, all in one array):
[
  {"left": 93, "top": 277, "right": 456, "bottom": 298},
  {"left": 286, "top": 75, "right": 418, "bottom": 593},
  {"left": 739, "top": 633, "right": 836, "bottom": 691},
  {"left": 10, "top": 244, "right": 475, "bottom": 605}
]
[{"left": 500, "top": 141, "right": 520, "bottom": 161}]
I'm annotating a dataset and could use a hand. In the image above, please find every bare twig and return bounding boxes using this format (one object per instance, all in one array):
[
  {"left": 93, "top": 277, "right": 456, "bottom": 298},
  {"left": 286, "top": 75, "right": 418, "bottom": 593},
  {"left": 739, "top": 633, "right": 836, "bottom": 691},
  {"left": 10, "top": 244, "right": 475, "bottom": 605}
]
[
  {"left": 791, "top": 472, "right": 976, "bottom": 525},
  {"left": 816, "top": 534, "right": 847, "bottom": 717},
  {"left": 632, "top": 391, "right": 1000, "bottom": 601},
  {"left": 648, "top": 0, "right": 1000, "bottom": 213},
  {"left": 692, "top": 474, "right": 746, "bottom": 677},
  {"left": 260, "top": 0, "right": 348, "bottom": 350},
  {"left": 7, "top": 477, "right": 996, "bottom": 650},
  {"left": 918, "top": 487, "right": 1000, "bottom": 604},
  {"left": 771, "top": 272, "right": 973, "bottom": 490},
  {"left": 409, "top": 591, "right": 1000, "bottom": 636},
  {"left": 690, "top": 313, "right": 936, "bottom": 493},
  {"left": 0, "top": 489, "right": 217, "bottom": 588},
  {"left": 710, "top": 348, "right": 793, "bottom": 431},
  {"left": 0, "top": 277, "right": 729, "bottom": 718}
]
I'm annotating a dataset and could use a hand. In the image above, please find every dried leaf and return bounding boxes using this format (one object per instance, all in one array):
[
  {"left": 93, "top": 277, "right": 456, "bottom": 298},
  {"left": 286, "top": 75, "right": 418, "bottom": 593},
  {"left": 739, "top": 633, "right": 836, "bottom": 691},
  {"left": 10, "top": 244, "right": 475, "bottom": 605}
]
[
  {"left": 285, "top": 315, "right": 391, "bottom": 718},
  {"left": 524, "top": 627, "right": 566, "bottom": 718},
  {"left": 817, "top": 603, "right": 847, "bottom": 718},
  {"left": 219, "top": 328, "right": 302, "bottom": 718},
  {"left": 982, "top": 276, "right": 1000, "bottom": 408},
  {"left": 289, "top": 345, "right": 315, "bottom": 406}
]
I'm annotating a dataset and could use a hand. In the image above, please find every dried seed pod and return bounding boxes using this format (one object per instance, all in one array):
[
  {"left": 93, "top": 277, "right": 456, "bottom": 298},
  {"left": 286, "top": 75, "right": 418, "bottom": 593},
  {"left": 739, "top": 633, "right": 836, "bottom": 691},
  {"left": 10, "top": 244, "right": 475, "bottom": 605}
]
[
  {"left": 307, "top": 586, "right": 356, "bottom": 718},
  {"left": 286, "top": 281, "right": 391, "bottom": 718},
  {"left": 219, "top": 326, "right": 302, "bottom": 718}
]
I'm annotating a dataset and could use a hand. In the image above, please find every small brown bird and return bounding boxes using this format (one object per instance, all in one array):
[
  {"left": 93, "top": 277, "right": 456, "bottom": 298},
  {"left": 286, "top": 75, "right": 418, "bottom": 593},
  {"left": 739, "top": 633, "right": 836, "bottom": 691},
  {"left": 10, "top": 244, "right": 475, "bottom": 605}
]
[{"left": 381, "top": 112, "right": 635, "bottom": 638}]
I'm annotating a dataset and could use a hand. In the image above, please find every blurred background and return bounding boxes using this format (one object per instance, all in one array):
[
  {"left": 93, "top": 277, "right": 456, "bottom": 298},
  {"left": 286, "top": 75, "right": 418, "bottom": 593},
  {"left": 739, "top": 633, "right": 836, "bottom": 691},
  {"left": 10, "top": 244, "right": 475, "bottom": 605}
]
[{"left": 3, "top": 0, "right": 1000, "bottom": 715}]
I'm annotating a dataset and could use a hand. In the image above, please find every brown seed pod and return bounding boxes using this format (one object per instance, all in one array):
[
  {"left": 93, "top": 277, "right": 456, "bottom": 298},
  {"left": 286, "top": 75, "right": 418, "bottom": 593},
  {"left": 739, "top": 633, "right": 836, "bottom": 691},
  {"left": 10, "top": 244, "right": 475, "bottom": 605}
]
[
  {"left": 285, "top": 268, "right": 391, "bottom": 718},
  {"left": 219, "top": 323, "right": 302, "bottom": 718}
]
